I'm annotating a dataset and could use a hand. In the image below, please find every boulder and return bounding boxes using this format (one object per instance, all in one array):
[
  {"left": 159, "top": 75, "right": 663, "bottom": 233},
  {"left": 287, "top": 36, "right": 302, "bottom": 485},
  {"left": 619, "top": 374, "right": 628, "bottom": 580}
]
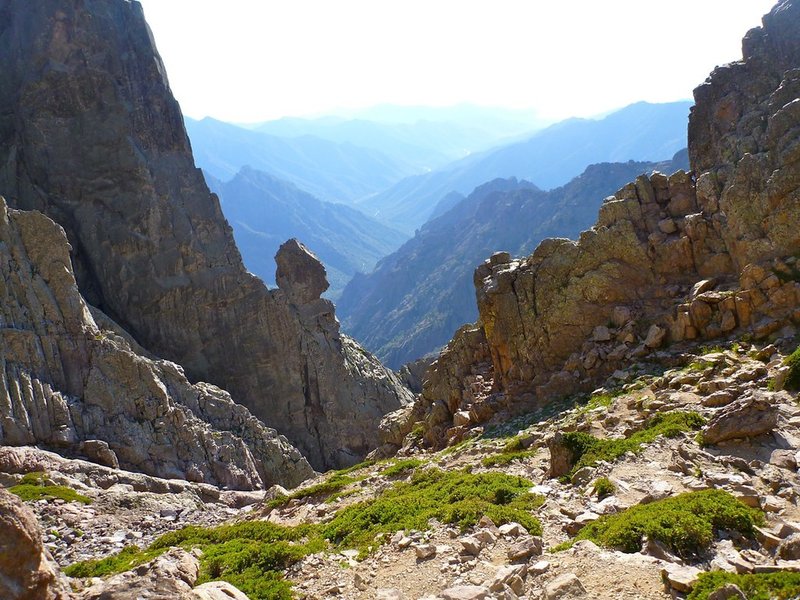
[
  {"left": 702, "top": 392, "right": 779, "bottom": 445},
  {"left": 0, "top": 489, "right": 72, "bottom": 600},
  {"left": 544, "top": 573, "right": 586, "bottom": 599}
]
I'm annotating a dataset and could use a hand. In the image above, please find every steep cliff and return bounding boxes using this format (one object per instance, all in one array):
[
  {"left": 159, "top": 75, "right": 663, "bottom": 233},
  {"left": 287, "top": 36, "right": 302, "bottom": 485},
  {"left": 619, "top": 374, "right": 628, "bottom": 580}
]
[
  {"left": 0, "top": 198, "right": 312, "bottom": 488},
  {"left": 0, "top": 0, "right": 411, "bottom": 471},
  {"left": 383, "top": 0, "right": 800, "bottom": 453}
]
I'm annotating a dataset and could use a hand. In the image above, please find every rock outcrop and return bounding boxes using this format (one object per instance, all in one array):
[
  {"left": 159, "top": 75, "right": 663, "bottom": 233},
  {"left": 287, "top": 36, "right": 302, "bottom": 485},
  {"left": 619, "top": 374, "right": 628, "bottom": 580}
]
[
  {"left": 391, "top": 0, "right": 800, "bottom": 450},
  {"left": 0, "top": 0, "right": 411, "bottom": 471},
  {"left": 0, "top": 198, "right": 312, "bottom": 488},
  {"left": 0, "top": 488, "right": 72, "bottom": 600},
  {"left": 339, "top": 158, "right": 689, "bottom": 370}
]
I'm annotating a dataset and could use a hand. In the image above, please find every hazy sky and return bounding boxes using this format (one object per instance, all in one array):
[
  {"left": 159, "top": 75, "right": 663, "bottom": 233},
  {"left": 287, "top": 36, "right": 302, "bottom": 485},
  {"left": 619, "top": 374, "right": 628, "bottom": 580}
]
[{"left": 137, "top": 0, "right": 777, "bottom": 124}]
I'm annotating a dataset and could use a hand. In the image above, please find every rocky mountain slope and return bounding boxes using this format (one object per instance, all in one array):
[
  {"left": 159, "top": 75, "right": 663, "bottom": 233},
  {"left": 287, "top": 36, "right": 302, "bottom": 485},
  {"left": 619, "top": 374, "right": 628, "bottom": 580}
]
[
  {"left": 207, "top": 166, "right": 406, "bottom": 299},
  {"left": 0, "top": 197, "right": 312, "bottom": 489},
  {"left": 0, "top": 0, "right": 412, "bottom": 472},
  {"left": 1, "top": 2, "right": 800, "bottom": 600},
  {"left": 185, "top": 117, "right": 416, "bottom": 204},
  {"left": 357, "top": 101, "right": 692, "bottom": 234},
  {"left": 340, "top": 155, "right": 688, "bottom": 369},
  {"left": 384, "top": 0, "right": 800, "bottom": 455}
]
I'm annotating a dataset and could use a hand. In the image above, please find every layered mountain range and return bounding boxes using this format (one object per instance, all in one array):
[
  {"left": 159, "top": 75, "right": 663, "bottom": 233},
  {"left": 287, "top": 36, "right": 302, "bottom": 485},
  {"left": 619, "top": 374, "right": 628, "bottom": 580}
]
[
  {"left": 357, "top": 101, "right": 692, "bottom": 234},
  {"left": 0, "top": 0, "right": 411, "bottom": 477}
]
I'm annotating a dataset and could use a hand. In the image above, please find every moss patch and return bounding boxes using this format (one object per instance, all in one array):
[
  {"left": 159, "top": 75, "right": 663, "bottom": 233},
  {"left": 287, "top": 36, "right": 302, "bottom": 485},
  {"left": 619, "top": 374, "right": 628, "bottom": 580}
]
[
  {"left": 688, "top": 571, "right": 800, "bottom": 600},
  {"left": 785, "top": 344, "right": 800, "bottom": 391},
  {"left": 561, "top": 411, "right": 705, "bottom": 477},
  {"left": 322, "top": 468, "right": 542, "bottom": 556},
  {"left": 66, "top": 521, "right": 323, "bottom": 600},
  {"left": 567, "top": 490, "right": 762, "bottom": 559},
  {"left": 381, "top": 458, "right": 424, "bottom": 477},
  {"left": 592, "top": 477, "right": 616, "bottom": 498},
  {"left": 264, "top": 473, "right": 360, "bottom": 510},
  {"left": 9, "top": 472, "right": 92, "bottom": 505}
]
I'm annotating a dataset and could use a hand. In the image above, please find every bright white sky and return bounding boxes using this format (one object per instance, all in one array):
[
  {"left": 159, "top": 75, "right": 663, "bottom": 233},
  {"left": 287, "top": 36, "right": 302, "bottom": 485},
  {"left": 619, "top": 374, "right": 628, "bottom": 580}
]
[{"left": 137, "top": 0, "right": 777, "bottom": 124}]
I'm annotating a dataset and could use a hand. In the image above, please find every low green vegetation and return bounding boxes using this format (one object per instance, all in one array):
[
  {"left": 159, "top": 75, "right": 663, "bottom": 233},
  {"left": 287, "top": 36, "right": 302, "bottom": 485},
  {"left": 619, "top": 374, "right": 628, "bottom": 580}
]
[
  {"left": 785, "top": 344, "right": 800, "bottom": 391},
  {"left": 481, "top": 436, "right": 536, "bottom": 467},
  {"left": 481, "top": 449, "right": 536, "bottom": 467},
  {"left": 67, "top": 468, "right": 543, "bottom": 596},
  {"left": 688, "top": 571, "right": 800, "bottom": 600},
  {"left": 9, "top": 472, "right": 92, "bottom": 505},
  {"left": 66, "top": 521, "right": 323, "bottom": 600},
  {"left": 592, "top": 477, "right": 616, "bottom": 498},
  {"left": 322, "top": 468, "right": 542, "bottom": 556},
  {"left": 561, "top": 490, "right": 762, "bottom": 559},
  {"left": 381, "top": 458, "right": 424, "bottom": 477},
  {"left": 264, "top": 473, "right": 360, "bottom": 510},
  {"left": 560, "top": 411, "right": 705, "bottom": 478}
]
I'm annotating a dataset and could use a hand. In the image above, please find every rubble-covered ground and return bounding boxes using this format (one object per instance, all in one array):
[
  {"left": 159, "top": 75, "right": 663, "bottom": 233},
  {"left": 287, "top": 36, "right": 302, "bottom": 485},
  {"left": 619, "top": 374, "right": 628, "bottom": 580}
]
[{"left": 3, "top": 335, "right": 800, "bottom": 600}]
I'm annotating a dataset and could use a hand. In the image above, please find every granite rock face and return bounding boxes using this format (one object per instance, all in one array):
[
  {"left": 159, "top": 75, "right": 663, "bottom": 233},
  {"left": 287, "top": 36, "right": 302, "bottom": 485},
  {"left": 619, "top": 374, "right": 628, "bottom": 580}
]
[
  {"left": 0, "top": 488, "right": 72, "bottom": 600},
  {"left": 0, "top": 0, "right": 411, "bottom": 470},
  {"left": 390, "top": 0, "right": 800, "bottom": 450},
  {"left": 0, "top": 198, "right": 313, "bottom": 488}
]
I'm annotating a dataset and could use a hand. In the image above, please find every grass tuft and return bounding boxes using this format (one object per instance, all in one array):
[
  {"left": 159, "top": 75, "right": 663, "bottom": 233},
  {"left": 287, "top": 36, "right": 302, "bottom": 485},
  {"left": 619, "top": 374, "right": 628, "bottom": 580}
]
[
  {"left": 785, "top": 344, "right": 800, "bottom": 391},
  {"left": 9, "top": 472, "right": 92, "bottom": 505},
  {"left": 382, "top": 458, "right": 424, "bottom": 477},
  {"left": 561, "top": 411, "right": 705, "bottom": 477},
  {"left": 592, "top": 477, "right": 616, "bottom": 498},
  {"left": 571, "top": 490, "right": 762, "bottom": 559},
  {"left": 688, "top": 571, "right": 800, "bottom": 600}
]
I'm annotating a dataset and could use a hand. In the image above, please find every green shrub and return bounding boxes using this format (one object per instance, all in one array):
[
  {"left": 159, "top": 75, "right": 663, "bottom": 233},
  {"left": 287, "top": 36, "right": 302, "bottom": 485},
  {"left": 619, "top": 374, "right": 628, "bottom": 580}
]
[
  {"left": 9, "top": 472, "right": 92, "bottom": 505},
  {"left": 592, "top": 477, "right": 616, "bottom": 498},
  {"left": 64, "top": 545, "right": 162, "bottom": 578},
  {"left": 382, "top": 458, "right": 423, "bottom": 477},
  {"left": 481, "top": 450, "right": 535, "bottom": 467},
  {"left": 263, "top": 473, "right": 359, "bottom": 510},
  {"left": 66, "top": 521, "right": 323, "bottom": 600},
  {"left": 688, "top": 571, "right": 800, "bottom": 600},
  {"left": 572, "top": 490, "right": 762, "bottom": 559},
  {"left": 785, "top": 345, "right": 800, "bottom": 391},
  {"left": 481, "top": 434, "right": 538, "bottom": 467},
  {"left": 321, "top": 468, "right": 542, "bottom": 556},
  {"left": 561, "top": 411, "right": 705, "bottom": 477}
]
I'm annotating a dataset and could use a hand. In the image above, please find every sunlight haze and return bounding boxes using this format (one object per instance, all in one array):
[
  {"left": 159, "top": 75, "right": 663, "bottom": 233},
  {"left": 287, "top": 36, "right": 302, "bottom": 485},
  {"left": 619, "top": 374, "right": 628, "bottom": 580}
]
[{"left": 137, "top": 0, "right": 777, "bottom": 123}]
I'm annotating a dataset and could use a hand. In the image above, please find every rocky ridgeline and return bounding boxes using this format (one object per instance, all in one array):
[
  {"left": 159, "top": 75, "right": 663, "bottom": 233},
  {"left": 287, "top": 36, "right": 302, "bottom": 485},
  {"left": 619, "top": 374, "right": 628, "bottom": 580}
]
[
  {"left": 378, "top": 0, "right": 800, "bottom": 454},
  {"left": 0, "top": 0, "right": 411, "bottom": 473},
  {"left": 0, "top": 198, "right": 312, "bottom": 489}
]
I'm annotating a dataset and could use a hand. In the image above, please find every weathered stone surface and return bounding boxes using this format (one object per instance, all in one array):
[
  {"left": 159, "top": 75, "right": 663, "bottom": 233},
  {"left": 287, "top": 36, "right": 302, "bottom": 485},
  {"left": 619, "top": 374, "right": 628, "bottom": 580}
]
[
  {"left": 189, "top": 582, "right": 251, "bottom": 600},
  {"left": 0, "top": 488, "right": 72, "bottom": 600},
  {"left": 0, "top": 0, "right": 411, "bottom": 472},
  {"left": 0, "top": 199, "right": 311, "bottom": 489},
  {"left": 275, "top": 239, "right": 329, "bottom": 305},
  {"left": 702, "top": 392, "right": 780, "bottom": 444},
  {"left": 440, "top": 585, "right": 489, "bottom": 600},
  {"left": 544, "top": 573, "right": 587, "bottom": 599},
  {"left": 79, "top": 548, "right": 200, "bottom": 600}
]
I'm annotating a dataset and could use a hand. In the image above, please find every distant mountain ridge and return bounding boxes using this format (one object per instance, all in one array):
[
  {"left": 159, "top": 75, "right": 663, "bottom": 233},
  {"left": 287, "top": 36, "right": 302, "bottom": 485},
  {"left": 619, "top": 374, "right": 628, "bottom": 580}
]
[
  {"left": 185, "top": 117, "right": 415, "bottom": 204},
  {"left": 339, "top": 153, "right": 689, "bottom": 368},
  {"left": 357, "top": 101, "right": 692, "bottom": 234},
  {"left": 207, "top": 167, "right": 406, "bottom": 298}
]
